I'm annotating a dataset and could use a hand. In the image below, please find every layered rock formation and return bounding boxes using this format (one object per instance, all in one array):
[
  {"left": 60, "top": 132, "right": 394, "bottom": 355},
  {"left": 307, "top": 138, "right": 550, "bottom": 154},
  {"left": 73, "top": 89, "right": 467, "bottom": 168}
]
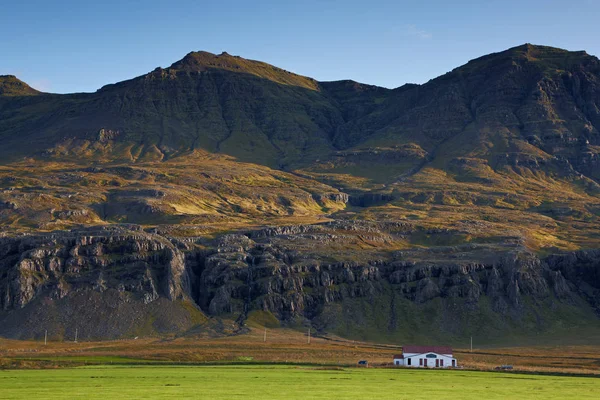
[
  {"left": 0, "top": 226, "right": 202, "bottom": 339},
  {"left": 1, "top": 223, "right": 599, "bottom": 343}
]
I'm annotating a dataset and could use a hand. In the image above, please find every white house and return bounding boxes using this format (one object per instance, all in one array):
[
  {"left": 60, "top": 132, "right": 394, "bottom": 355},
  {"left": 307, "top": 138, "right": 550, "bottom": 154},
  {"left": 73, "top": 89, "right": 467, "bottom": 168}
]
[{"left": 393, "top": 346, "right": 457, "bottom": 368}]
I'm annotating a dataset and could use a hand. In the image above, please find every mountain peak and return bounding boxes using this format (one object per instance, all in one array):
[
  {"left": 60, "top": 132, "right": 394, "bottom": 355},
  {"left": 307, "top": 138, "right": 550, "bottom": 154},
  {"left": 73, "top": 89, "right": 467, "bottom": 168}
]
[
  {"left": 170, "top": 51, "right": 236, "bottom": 71},
  {"left": 446, "top": 43, "right": 598, "bottom": 80},
  {"left": 508, "top": 43, "right": 589, "bottom": 60},
  {"left": 166, "top": 51, "right": 320, "bottom": 90},
  {"left": 0, "top": 75, "right": 41, "bottom": 96}
]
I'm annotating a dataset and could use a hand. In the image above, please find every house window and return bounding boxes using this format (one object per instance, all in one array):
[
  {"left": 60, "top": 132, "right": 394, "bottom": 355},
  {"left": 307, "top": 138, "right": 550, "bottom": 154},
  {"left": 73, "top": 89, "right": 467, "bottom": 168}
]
[
  {"left": 407, "top": 358, "right": 411, "bottom": 366},
  {"left": 440, "top": 359, "right": 444, "bottom": 367},
  {"left": 419, "top": 358, "right": 423, "bottom": 366}
]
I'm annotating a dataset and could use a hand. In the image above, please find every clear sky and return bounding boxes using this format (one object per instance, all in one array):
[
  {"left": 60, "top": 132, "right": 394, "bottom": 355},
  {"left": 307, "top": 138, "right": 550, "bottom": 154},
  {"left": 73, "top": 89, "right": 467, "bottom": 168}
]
[{"left": 2, "top": 0, "right": 599, "bottom": 93}]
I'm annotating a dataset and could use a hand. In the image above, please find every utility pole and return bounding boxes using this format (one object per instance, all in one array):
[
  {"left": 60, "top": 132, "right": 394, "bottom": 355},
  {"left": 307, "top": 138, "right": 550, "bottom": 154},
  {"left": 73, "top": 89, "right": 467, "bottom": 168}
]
[
  {"left": 44, "top": 330, "right": 47, "bottom": 346},
  {"left": 470, "top": 336, "right": 472, "bottom": 352},
  {"left": 308, "top": 328, "right": 311, "bottom": 344},
  {"left": 75, "top": 328, "right": 78, "bottom": 343},
  {"left": 264, "top": 328, "right": 267, "bottom": 343}
]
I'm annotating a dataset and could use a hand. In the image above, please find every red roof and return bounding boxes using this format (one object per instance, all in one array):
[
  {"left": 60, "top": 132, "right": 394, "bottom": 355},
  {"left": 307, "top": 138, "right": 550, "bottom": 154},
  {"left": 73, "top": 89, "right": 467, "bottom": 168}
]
[
  {"left": 393, "top": 354, "right": 404, "bottom": 359},
  {"left": 402, "top": 346, "right": 452, "bottom": 355}
]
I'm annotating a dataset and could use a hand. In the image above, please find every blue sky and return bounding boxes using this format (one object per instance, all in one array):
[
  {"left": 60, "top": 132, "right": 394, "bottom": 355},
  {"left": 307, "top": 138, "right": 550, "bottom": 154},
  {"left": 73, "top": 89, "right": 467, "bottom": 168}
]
[{"left": 2, "top": 0, "right": 599, "bottom": 93}]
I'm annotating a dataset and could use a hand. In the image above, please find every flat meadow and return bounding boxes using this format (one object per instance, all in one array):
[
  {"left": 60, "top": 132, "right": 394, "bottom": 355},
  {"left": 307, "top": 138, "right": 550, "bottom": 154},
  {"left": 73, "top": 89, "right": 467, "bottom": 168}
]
[
  {"left": 1, "top": 365, "right": 599, "bottom": 400},
  {"left": 2, "top": 329, "right": 600, "bottom": 399}
]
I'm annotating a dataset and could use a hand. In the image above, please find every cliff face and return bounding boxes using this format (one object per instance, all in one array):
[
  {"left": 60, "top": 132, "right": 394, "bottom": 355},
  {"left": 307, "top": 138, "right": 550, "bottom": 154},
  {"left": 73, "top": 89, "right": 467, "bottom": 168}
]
[
  {"left": 0, "top": 226, "right": 203, "bottom": 339},
  {"left": 0, "top": 227, "right": 189, "bottom": 308},
  {"left": 2, "top": 224, "right": 599, "bottom": 343},
  {"left": 199, "top": 227, "right": 600, "bottom": 342}
]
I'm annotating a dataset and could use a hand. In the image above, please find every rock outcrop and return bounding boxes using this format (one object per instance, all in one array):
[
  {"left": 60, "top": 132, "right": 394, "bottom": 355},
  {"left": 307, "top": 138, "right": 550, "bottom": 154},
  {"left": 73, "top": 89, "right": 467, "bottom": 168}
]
[
  {"left": 0, "top": 226, "right": 202, "bottom": 339},
  {"left": 2, "top": 223, "right": 598, "bottom": 342}
]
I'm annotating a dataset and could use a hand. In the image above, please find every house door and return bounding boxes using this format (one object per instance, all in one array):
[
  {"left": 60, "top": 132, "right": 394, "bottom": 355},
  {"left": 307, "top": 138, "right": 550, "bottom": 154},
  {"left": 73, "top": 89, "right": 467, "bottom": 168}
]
[
  {"left": 435, "top": 359, "right": 439, "bottom": 367},
  {"left": 452, "top": 360, "right": 456, "bottom": 367}
]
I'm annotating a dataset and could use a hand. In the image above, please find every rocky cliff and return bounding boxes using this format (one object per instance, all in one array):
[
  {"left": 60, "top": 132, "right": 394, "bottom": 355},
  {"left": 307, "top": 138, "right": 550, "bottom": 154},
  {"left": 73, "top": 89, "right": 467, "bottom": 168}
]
[
  {"left": 0, "top": 226, "right": 203, "bottom": 339},
  {"left": 2, "top": 223, "right": 599, "bottom": 343}
]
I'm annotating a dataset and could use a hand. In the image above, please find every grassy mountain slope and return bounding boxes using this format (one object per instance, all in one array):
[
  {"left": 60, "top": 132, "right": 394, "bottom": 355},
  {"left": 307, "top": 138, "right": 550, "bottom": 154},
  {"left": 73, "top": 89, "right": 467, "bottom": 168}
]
[
  {"left": 0, "top": 52, "right": 353, "bottom": 168},
  {"left": 0, "top": 75, "right": 41, "bottom": 96},
  {"left": 0, "top": 151, "right": 346, "bottom": 233},
  {"left": 1, "top": 44, "right": 600, "bottom": 342}
]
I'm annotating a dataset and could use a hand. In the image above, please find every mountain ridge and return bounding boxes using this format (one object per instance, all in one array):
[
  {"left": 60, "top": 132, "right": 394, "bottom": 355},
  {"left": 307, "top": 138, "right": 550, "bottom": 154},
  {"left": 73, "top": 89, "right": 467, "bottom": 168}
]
[
  {"left": 7, "top": 43, "right": 597, "bottom": 96},
  {"left": 1, "top": 43, "right": 600, "bottom": 343}
]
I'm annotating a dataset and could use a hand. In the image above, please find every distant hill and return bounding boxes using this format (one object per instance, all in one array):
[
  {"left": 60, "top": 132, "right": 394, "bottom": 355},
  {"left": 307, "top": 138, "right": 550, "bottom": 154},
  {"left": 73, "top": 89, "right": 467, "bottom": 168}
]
[
  {"left": 0, "top": 75, "right": 41, "bottom": 96},
  {"left": 1, "top": 44, "right": 600, "bottom": 344}
]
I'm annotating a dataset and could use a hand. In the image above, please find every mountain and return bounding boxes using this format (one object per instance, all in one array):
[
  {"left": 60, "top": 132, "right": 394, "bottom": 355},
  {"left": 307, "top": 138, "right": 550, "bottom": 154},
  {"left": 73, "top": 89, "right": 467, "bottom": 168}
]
[
  {"left": 0, "top": 75, "right": 41, "bottom": 97},
  {"left": 1, "top": 44, "right": 600, "bottom": 344},
  {"left": 0, "top": 51, "right": 347, "bottom": 167}
]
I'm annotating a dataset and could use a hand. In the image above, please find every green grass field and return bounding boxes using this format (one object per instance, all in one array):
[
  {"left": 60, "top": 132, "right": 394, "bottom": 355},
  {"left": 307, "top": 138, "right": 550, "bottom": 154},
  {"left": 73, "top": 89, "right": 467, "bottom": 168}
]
[{"left": 1, "top": 365, "right": 599, "bottom": 399}]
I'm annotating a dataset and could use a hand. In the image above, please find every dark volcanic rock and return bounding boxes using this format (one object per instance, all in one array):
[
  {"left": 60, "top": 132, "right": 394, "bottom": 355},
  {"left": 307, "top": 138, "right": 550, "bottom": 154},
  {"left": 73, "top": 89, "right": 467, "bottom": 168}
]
[
  {"left": 1, "top": 224, "right": 600, "bottom": 341},
  {"left": 0, "top": 226, "right": 201, "bottom": 339}
]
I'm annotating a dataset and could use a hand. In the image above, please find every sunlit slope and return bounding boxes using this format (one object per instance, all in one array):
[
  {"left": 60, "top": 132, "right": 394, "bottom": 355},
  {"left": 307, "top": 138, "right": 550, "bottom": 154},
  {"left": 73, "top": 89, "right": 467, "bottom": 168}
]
[
  {"left": 0, "top": 151, "right": 346, "bottom": 232},
  {"left": 1, "top": 44, "right": 600, "bottom": 342}
]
